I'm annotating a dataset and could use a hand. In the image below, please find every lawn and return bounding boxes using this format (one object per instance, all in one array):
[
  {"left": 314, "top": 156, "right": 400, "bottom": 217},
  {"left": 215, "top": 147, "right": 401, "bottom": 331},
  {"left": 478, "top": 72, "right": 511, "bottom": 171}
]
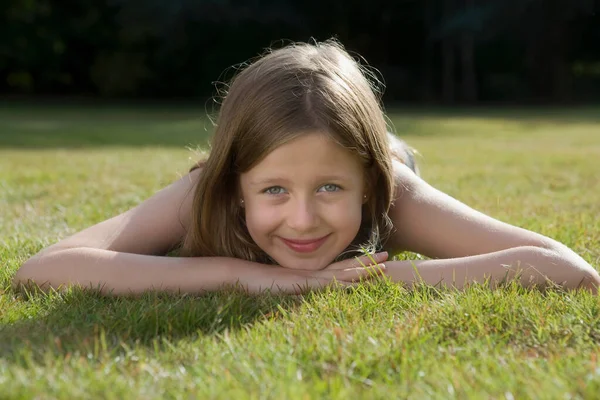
[{"left": 1, "top": 103, "right": 600, "bottom": 399}]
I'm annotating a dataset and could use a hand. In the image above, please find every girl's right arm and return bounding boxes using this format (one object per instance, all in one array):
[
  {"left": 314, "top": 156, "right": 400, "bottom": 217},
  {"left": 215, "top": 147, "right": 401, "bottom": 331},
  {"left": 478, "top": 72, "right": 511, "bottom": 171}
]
[{"left": 13, "top": 170, "right": 383, "bottom": 295}]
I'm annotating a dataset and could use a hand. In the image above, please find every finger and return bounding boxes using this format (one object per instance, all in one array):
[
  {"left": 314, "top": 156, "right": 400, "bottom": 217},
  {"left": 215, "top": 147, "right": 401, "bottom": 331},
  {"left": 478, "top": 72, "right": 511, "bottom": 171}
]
[
  {"left": 358, "top": 263, "right": 387, "bottom": 280},
  {"left": 351, "top": 252, "right": 388, "bottom": 269},
  {"left": 325, "top": 251, "right": 389, "bottom": 271},
  {"left": 340, "top": 263, "right": 387, "bottom": 282}
]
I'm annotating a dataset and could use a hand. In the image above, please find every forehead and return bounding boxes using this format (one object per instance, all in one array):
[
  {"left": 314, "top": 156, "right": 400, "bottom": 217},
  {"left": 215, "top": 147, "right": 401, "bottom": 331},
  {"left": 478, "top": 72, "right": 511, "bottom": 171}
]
[{"left": 241, "top": 132, "right": 363, "bottom": 182}]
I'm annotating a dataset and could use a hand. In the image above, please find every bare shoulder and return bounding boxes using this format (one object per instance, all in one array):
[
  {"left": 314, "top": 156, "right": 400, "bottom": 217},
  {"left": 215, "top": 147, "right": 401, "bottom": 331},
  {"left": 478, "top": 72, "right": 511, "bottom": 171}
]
[
  {"left": 39, "top": 168, "right": 202, "bottom": 257},
  {"left": 385, "top": 161, "right": 557, "bottom": 258}
]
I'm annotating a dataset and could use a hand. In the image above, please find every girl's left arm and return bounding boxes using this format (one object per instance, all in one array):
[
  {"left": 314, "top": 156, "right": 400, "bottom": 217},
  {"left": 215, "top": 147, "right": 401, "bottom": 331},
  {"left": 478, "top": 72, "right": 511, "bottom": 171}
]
[{"left": 384, "top": 162, "right": 600, "bottom": 292}]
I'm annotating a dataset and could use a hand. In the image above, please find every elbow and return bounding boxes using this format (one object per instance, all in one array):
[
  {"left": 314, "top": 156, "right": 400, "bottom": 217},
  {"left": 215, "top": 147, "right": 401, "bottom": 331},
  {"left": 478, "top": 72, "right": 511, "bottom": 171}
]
[
  {"left": 13, "top": 259, "right": 37, "bottom": 288},
  {"left": 12, "top": 256, "right": 52, "bottom": 291},
  {"left": 531, "top": 245, "right": 600, "bottom": 293}
]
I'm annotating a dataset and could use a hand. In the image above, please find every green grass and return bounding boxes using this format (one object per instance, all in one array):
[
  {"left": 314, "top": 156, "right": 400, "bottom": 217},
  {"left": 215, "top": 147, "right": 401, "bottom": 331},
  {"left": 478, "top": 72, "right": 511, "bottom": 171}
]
[{"left": 1, "top": 104, "right": 600, "bottom": 399}]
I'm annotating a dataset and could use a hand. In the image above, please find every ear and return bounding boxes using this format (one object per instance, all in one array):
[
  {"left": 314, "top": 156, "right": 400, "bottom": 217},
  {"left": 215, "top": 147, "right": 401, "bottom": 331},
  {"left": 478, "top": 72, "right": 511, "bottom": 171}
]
[
  {"left": 362, "top": 171, "right": 374, "bottom": 204},
  {"left": 236, "top": 178, "right": 245, "bottom": 209}
]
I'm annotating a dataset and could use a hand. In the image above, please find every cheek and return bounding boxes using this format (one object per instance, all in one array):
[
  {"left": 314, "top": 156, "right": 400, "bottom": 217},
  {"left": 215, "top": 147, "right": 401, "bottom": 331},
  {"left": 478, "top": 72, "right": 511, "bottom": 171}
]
[
  {"left": 244, "top": 197, "right": 364, "bottom": 244},
  {"left": 324, "top": 199, "right": 363, "bottom": 234},
  {"left": 244, "top": 204, "right": 281, "bottom": 239}
]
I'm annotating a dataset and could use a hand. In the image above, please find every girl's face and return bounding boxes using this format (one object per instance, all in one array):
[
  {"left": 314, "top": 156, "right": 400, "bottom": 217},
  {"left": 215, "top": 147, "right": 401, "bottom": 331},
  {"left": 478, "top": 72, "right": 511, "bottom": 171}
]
[{"left": 239, "top": 132, "right": 366, "bottom": 270}]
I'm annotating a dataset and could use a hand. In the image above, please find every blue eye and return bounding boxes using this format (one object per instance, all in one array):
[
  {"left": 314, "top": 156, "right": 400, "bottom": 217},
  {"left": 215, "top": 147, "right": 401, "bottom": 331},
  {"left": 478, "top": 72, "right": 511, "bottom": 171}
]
[
  {"left": 264, "top": 186, "right": 287, "bottom": 195},
  {"left": 318, "top": 184, "right": 341, "bottom": 192}
]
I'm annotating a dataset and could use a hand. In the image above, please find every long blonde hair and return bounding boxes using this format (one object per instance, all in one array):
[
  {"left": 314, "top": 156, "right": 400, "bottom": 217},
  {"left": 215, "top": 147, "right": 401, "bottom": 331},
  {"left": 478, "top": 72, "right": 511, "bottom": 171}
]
[{"left": 180, "top": 39, "right": 397, "bottom": 263}]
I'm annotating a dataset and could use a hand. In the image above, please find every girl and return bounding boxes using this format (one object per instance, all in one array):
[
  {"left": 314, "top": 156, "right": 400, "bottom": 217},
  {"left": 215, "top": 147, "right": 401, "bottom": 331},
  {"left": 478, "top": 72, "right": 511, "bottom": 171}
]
[{"left": 13, "top": 40, "right": 600, "bottom": 295}]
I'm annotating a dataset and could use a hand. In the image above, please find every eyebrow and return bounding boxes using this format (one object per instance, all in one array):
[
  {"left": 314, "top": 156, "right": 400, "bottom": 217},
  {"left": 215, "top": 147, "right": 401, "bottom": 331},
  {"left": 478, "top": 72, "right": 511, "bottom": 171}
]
[
  {"left": 249, "top": 178, "right": 291, "bottom": 187},
  {"left": 249, "top": 175, "right": 350, "bottom": 187}
]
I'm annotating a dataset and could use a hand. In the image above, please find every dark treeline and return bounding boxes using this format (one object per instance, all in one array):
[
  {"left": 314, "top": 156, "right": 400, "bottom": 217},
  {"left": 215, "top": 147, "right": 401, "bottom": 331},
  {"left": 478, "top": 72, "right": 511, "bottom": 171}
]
[{"left": 1, "top": 0, "right": 600, "bottom": 103}]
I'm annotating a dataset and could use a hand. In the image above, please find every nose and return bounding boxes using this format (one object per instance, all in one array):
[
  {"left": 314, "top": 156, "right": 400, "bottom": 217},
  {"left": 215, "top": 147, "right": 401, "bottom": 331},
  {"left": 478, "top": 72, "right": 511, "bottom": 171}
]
[{"left": 286, "top": 196, "right": 320, "bottom": 232}]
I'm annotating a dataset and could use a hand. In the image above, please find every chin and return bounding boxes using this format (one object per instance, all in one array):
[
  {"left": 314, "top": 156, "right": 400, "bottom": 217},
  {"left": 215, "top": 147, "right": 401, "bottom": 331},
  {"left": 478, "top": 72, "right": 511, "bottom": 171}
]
[{"left": 270, "top": 253, "right": 337, "bottom": 271}]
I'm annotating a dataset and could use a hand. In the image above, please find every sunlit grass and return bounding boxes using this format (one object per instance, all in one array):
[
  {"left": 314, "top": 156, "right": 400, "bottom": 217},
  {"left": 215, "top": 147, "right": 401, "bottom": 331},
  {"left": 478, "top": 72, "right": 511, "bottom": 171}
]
[{"left": 1, "top": 104, "right": 599, "bottom": 398}]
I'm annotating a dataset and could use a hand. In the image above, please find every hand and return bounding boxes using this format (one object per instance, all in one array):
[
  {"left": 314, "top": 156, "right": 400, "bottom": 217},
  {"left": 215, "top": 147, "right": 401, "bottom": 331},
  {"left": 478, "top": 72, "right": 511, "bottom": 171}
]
[
  {"left": 324, "top": 251, "right": 389, "bottom": 272},
  {"left": 248, "top": 251, "right": 389, "bottom": 295}
]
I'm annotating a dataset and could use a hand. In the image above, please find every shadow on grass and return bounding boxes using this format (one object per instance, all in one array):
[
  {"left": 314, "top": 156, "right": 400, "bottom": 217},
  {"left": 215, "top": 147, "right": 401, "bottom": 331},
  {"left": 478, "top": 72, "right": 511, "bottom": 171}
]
[
  {"left": 0, "top": 288, "right": 302, "bottom": 361},
  {"left": 1, "top": 102, "right": 599, "bottom": 148}
]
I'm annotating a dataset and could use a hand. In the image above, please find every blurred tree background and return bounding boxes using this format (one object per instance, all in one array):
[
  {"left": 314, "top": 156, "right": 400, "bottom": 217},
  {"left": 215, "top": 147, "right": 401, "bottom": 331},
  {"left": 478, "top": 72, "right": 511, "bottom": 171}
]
[{"left": 1, "top": 0, "right": 599, "bottom": 103}]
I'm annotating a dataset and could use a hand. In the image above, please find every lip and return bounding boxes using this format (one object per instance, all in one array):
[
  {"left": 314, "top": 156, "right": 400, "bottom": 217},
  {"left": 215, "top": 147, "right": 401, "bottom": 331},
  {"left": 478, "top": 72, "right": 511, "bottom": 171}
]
[{"left": 280, "top": 234, "right": 330, "bottom": 253}]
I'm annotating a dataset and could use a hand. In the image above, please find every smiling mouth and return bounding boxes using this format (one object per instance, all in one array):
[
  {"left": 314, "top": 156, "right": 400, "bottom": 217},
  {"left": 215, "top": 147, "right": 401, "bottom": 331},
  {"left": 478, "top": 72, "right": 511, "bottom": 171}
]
[{"left": 280, "top": 235, "right": 330, "bottom": 253}]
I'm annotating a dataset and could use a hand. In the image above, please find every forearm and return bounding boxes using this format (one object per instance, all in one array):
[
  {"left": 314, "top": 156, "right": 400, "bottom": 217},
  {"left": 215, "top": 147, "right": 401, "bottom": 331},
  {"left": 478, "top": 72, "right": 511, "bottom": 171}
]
[
  {"left": 13, "top": 248, "right": 263, "bottom": 295},
  {"left": 387, "top": 246, "right": 600, "bottom": 292}
]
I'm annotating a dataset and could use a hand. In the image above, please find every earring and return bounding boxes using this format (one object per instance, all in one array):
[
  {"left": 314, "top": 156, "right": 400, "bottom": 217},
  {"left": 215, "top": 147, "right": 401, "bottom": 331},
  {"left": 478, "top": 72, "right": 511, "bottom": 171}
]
[{"left": 240, "top": 199, "right": 245, "bottom": 206}]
